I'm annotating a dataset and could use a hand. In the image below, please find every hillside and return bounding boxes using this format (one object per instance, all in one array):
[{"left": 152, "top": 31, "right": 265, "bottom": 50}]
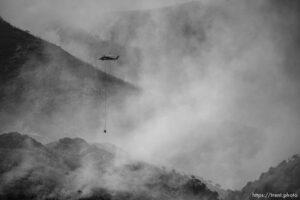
[
  {"left": 0, "top": 132, "right": 220, "bottom": 200},
  {"left": 1, "top": 132, "right": 300, "bottom": 200},
  {"left": 0, "top": 17, "right": 137, "bottom": 136},
  {"left": 225, "top": 155, "right": 300, "bottom": 200}
]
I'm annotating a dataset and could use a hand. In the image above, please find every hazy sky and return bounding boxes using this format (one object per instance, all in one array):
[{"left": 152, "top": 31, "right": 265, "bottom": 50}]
[{"left": 1, "top": 0, "right": 300, "bottom": 190}]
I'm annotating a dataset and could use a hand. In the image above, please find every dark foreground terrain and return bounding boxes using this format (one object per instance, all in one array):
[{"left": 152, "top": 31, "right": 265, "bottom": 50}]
[
  {"left": 0, "top": 132, "right": 219, "bottom": 200},
  {"left": 225, "top": 154, "right": 300, "bottom": 200},
  {"left": 0, "top": 132, "right": 299, "bottom": 200}
]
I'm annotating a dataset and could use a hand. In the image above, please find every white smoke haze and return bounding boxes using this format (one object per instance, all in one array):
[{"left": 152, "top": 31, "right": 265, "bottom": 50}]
[{"left": 1, "top": 0, "right": 300, "bottom": 190}]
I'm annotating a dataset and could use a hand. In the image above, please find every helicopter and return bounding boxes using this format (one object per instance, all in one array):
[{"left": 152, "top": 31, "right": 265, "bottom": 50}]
[{"left": 99, "top": 55, "right": 119, "bottom": 61}]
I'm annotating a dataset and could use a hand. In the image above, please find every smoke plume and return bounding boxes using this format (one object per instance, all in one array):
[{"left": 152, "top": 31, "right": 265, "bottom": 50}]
[{"left": 1, "top": 0, "right": 300, "bottom": 190}]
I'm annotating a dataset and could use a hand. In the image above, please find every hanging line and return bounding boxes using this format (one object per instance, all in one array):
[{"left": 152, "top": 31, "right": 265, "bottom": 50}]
[
  {"left": 99, "top": 54, "right": 119, "bottom": 134},
  {"left": 104, "top": 61, "right": 108, "bottom": 133}
]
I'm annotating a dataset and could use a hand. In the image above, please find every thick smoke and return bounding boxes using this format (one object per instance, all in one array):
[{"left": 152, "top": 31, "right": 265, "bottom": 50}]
[{"left": 1, "top": 0, "right": 300, "bottom": 190}]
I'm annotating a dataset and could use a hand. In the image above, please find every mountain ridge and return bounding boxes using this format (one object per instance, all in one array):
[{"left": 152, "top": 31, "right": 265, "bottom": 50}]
[
  {"left": 0, "top": 132, "right": 220, "bottom": 200},
  {"left": 0, "top": 17, "right": 138, "bottom": 137},
  {"left": 225, "top": 155, "right": 300, "bottom": 200},
  {"left": 1, "top": 132, "right": 299, "bottom": 199}
]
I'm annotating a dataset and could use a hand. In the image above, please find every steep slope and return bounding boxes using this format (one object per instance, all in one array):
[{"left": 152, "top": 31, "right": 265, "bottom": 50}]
[
  {"left": 38, "top": 1, "right": 208, "bottom": 84},
  {"left": 0, "top": 132, "right": 220, "bottom": 200},
  {"left": 225, "top": 155, "right": 300, "bottom": 200},
  {"left": 0, "top": 17, "right": 137, "bottom": 136},
  {"left": 0, "top": 17, "right": 134, "bottom": 95}
]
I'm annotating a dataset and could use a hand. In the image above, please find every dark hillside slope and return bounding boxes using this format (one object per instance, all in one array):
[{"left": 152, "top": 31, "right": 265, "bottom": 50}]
[
  {"left": 0, "top": 132, "right": 220, "bottom": 200},
  {"left": 225, "top": 155, "right": 300, "bottom": 200},
  {"left": 0, "top": 17, "right": 137, "bottom": 136},
  {"left": 0, "top": 17, "right": 132, "bottom": 88}
]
